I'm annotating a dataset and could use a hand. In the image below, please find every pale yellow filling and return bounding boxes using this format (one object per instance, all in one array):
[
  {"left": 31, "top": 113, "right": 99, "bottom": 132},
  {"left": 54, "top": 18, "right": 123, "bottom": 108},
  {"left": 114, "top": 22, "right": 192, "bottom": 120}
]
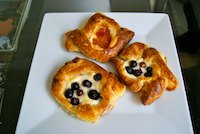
[
  {"left": 123, "top": 58, "right": 151, "bottom": 79},
  {"left": 65, "top": 73, "right": 101, "bottom": 105}
]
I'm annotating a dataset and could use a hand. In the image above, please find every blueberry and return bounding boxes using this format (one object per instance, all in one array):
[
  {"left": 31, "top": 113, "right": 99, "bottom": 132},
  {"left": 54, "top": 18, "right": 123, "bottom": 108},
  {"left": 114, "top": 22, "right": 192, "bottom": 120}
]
[
  {"left": 71, "top": 97, "right": 80, "bottom": 105},
  {"left": 76, "top": 89, "right": 84, "bottom": 96},
  {"left": 82, "top": 80, "right": 92, "bottom": 87},
  {"left": 71, "top": 82, "right": 79, "bottom": 90},
  {"left": 139, "top": 62, "right": 146, "bottom": 68},
  {"left": 146, "top": 66, "right": 153, "bottom": 73},
  {"left": 130, "top": 60, "right": 137, "bottom": 67},
  {"left": 125, "top": 66, "right": 133, "bottom": 74},
  {"left": 144, "top": 72, "right": 152, "bottom": 77},
  {"left": 132, "top": 69, "right": 143, "bottom": 76},
  {"left": 64, "top": 89, "right": 74, "bottom": 98},
  {"left": 94, "top": 73, "right": 102, "bottom": 81},
  {"left": 88, "top": 90, "right": 100, "bottom": 100}
]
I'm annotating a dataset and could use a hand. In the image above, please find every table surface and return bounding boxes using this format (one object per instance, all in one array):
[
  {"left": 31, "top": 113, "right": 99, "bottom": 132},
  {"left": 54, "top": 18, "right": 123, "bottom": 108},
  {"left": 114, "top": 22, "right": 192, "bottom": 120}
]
[{"left": 0, "top": 0, "right": 199, "bottom": 133}]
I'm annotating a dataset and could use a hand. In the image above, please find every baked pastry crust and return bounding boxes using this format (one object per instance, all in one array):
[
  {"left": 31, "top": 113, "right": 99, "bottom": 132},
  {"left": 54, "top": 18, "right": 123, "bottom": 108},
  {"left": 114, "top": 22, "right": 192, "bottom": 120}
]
[
  {"left": 52, "top": 57, "right": 125, "bottom": 122},
  {"left": 65, "top": 13, "right": 134, "bottom": 62},
  {"left": 112, "top": 42, "right": 178, "bottom": 105}
]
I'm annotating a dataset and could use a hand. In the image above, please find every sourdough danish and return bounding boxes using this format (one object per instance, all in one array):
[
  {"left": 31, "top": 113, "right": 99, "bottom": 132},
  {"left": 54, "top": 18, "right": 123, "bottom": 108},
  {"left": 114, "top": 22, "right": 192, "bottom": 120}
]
[
  {"left": 112, "top": 42, "right": 178, "bottom": 105},
  {"left": 65, "top": 13, "right": 134, "bottom": 62},
  {"left": 52, "top": 57, "right": 126, "bottom": 122}
]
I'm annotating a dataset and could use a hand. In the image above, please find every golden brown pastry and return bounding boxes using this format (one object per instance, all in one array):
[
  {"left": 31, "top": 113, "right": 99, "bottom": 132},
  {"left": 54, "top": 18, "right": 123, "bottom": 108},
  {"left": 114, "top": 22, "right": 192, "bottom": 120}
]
[
  {"left": 112, "top": 42, "right": 178, "bottom": 105},
  {"left": 52, "top": 57, "right": 126, "bottom": 122},
  {"left": 65, "top": 13, "right": 134, "bottom": 62}
]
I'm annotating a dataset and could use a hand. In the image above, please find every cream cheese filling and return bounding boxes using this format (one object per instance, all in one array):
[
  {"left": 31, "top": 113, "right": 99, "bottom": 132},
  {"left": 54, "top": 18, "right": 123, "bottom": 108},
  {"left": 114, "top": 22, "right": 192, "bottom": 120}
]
[
  {"left": 123, "top": 58, "right": 151, "bottom": 79},
  {"left": 65, "top": 73, "right": 101, "bottom": 105}
]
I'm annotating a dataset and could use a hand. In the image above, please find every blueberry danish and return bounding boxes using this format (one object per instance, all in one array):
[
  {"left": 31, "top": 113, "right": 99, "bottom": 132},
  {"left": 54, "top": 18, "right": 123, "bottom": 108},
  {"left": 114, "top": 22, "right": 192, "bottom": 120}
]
[
  {"left": 52, "top": 57, "right": 125, "bottom": 122},
  {"left": 112, "top": 42, "right": 178, "bottom": 105}
]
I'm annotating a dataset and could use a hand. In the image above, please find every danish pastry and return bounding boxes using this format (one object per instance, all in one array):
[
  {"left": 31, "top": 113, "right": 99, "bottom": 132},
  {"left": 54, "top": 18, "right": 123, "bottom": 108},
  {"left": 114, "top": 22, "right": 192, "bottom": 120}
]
[
  {"left": 111, "top": 42, "right": 178, "bottom": 105},
  {"left": 65, "top": 13, "right": 134, "bottom": 62},
  {"left": 52, "top": 57, "right": 126, "bottom": 122}
]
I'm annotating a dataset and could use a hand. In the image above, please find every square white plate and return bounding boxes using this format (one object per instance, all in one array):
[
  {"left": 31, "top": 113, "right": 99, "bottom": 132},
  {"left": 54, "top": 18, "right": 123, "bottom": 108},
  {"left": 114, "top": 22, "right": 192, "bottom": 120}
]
[{"left": 16, "top": 13, "right": 193, "bottom": 134}]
